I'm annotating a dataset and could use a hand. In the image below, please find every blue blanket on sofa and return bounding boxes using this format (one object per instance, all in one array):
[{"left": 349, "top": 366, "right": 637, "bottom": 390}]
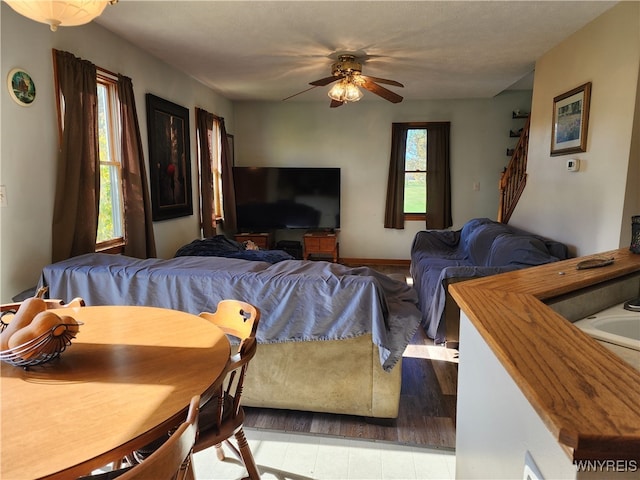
[
  {"left": 410, "top": 218, "right": 570, "bottom": 343},
  {"left": 40, "top": 253, "right": 420, "bottom": 372}
]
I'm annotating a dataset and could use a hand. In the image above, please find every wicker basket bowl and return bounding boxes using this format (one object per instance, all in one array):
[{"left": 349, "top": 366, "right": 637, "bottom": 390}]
[{"left": 0, "top": 312, "right": 82, "bottom": 368}]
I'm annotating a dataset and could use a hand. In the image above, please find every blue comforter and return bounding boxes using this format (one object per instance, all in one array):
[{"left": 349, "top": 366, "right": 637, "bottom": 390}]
[
  {"left": 175, "top": 235, "right": 293, "bottom": 263},
  {"left": 40, "top": 253, "right": 420, "bottom": 372}
]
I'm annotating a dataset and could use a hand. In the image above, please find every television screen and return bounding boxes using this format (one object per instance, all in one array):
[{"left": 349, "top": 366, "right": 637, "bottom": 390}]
[{"left": 233, "top": 167, "right": 341, "bottom": 231}]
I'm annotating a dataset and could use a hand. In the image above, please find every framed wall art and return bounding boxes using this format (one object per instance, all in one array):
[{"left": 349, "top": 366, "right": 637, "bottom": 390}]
[
  {"left": 146, "top": 93, "right": 193, "bottom": 221},
  {"left": 551, "top": 82, "right": 591, "bottom": 156},
  {"left": 7, "top": 68, "right": 36, "bottom": 106}
]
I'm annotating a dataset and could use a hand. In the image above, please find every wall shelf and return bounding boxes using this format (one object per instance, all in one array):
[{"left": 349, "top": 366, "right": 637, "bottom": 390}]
[{"left": 509, "top": 129, "right": 523, "bottom": 138}]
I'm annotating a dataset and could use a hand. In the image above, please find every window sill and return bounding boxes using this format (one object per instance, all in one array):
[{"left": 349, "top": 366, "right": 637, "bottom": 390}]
[
  {"left": 96, "top": 238, "right": 125, "bottom": 254},
  {"left": 404, "top": 213, "right": 426, "bottom": 221}
]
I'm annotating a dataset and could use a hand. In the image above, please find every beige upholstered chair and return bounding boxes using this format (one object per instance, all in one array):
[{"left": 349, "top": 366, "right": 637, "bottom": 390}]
[{"left": 195, "top": 299, "right": 261, "bottom": 480}]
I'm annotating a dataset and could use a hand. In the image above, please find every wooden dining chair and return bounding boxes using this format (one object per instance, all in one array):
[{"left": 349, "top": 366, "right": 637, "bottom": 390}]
[
  {"left": 83, "top": 395, "right": 200, "bottom": 480},
  {"left": 195, "top": 299, "right": 261, "bottom": 480}
]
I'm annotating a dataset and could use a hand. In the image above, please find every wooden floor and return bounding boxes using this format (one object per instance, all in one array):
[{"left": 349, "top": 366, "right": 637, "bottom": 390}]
[{"left": 243, "top": 263, "right": 459, "bottom": 450}]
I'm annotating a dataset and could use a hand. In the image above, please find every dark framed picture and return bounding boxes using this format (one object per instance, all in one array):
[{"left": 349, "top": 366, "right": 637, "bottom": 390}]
[
  {"left": 146, "top": 94, "right": 193, "bottom": 221},
  {"left": 551, "top": 82, "right": 591, "bottom": 156}
]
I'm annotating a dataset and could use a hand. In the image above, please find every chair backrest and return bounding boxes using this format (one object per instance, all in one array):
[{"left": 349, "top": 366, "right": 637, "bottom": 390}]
[
  {"left": 197, "top": 300, "right": 260, "bottom": 433},
  {"left": 118, "top": 395, "right": 200, "bottom": 480},
  {"left": 200, "top": 299, "right": 259, "bottom": 340},
  {"left": 199, "top": 299, "right": 260, "bottom": 356}
]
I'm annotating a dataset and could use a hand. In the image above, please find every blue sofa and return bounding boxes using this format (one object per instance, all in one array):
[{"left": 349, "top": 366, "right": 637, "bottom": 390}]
[{"left": 410, "top": 218, "right": 570, "bottom": 345}]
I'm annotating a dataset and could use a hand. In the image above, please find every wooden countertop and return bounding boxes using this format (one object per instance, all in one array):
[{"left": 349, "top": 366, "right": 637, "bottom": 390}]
[{"left": 449, "top": 248, "right": 640, "bottom": 462}]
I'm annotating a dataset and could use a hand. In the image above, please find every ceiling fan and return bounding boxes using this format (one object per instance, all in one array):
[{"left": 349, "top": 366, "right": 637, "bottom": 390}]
[{"left": 285, "top": 54, "right": 404, "bottom": 108}]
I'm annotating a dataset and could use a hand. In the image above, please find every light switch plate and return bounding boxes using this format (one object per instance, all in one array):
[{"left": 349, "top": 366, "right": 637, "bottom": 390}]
[
  {"left": 0, "top": 185, "right": 7, "bottom": 207},
  {"left": 567, "top": 159, "right": 580, "bottom": 172}
]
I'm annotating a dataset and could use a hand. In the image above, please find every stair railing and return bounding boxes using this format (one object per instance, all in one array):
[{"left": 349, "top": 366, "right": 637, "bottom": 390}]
[{"left": 498, "top": 115, "right": 530, "bottom": 224}]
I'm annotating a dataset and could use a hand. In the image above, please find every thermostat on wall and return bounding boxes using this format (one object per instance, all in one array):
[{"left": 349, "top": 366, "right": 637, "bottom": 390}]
[{"left": 567, "top": 159, "right": 580, "bottom": 172}]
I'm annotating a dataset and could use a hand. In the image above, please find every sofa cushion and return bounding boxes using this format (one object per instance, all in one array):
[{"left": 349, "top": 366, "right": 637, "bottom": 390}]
[
  {"left": 464, "top": 222, "right": 513, "bottom": 266},
  {"left": 458, "top": 217, "right": 494, "bottom": 254},
  {"left": 410, "top": 229, "right": 462, "bottom": 258},
  {"left": 487, "top": 234, "right": 560, "bottom": 267}
]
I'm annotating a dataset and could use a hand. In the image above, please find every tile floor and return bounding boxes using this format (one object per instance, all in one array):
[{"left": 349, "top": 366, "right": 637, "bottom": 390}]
[{"left": 192, "top": 428, "right": 455, "bottom": 480}]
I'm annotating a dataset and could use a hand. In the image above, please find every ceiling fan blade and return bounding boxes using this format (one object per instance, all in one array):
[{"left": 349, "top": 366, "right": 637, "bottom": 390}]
[
  {"left": 360, "top": 78, "right": 403, "bottom": 103},
  {"left": 360, "top": 75, "right": 404, "bottom": 88},
  {"left": 310, "top": 75, "right": 344, "bottom": 87},
  {"left": 282, "top": 85, "right": 318, "bottom": 101},
  {"left": 329, "top": 99, "right": 344, "bottom": 108}
]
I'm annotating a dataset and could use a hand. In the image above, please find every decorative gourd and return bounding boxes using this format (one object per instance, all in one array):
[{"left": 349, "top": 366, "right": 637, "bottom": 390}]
[
  {"left": 7, "top": 311, "right": 67, "bottom": 359},
  {"left": 0, "top": 297, "right": 47, "bottom": 350},
  {"left": 58, "top": 315, "right": 79, "bottom": 335}
]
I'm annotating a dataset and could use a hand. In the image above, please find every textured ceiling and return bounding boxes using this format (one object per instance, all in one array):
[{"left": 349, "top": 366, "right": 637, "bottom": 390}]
[{"left": 95, "top": 1, "right": 616, "bottom": 103}]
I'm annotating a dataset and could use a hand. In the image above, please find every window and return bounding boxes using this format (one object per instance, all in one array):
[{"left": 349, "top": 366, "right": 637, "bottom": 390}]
[
  {"left": 53, "top": 49, "right": 155, "bottom": 261},
  {"left": 210, "top": 122, "right": 224, "bottom": 221},
  {"left": 96, "top": 73, "right": 125, "bottom": 250},
  {"left": 196, "top": 110, "right": 225, "bottom": 235},
  {"left": 384, "top": 122, "right": 451, "bottom": 229},
  {"left": 404, "top": 128, "right": 427, "bottom": 216}
]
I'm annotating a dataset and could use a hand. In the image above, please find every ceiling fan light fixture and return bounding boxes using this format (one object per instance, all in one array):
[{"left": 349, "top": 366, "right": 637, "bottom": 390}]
[
  {"left": 327, "top": 77, "right": 363, "bottom": 103},
  {"left": 343, "top": 82, "right": 363, "bottom": 102},
  {"left": 327, "top": 81, "right": 345, "bottom": 102},
  {"left": 5, "top": 0, "right": 117, "bottom": 32}
]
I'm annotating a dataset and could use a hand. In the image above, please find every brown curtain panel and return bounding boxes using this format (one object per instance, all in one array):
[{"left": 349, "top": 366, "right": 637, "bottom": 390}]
[
  {"left": 219, "top": 118, "right": 237, "bottom": 234},
  {"left": 52, "top": 50, "right": 100, "bottom": 262},
  {"left": 196, "top": 108, "right": 216, "bottom": 238},
  {"left": 384, "top": 125, "right": 408, "bottom": 229},
  {"left": 118, "top": 75, "right": 157, "bottom": 258},
  {"left": 426, "top": 123, "right": 452, "bottom": 230}
]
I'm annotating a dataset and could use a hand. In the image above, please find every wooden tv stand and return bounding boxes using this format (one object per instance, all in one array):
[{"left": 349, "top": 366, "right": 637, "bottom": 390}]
[{"left": 303, "top": 231, "right": 339, "bottom": 262}]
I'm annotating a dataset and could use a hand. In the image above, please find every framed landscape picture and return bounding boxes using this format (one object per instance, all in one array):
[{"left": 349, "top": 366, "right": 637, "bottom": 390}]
[
  {"left": 551, "top": 82, "right": 591, "bottom": 156},
  {"left": 146, "top": 94, "right": 193, "bottom": 221}
]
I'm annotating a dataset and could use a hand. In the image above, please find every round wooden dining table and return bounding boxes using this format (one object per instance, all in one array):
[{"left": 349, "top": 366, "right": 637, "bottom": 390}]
[{"left": 0, "top": 305, "right": 230, "bottom": 480}]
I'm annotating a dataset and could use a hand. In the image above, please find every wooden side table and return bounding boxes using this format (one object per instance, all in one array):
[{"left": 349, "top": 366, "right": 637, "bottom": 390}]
[
  {"left": 303, "top": 231, "right": 339, "bottom": 262},
  {"left": 234, "top": 232, "right": 273, "bottom": 249}
]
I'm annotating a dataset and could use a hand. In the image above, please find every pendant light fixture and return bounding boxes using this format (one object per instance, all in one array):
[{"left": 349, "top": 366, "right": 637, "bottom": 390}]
[{"left": 5, "top": 0, "right": 117, "bottom": 32}]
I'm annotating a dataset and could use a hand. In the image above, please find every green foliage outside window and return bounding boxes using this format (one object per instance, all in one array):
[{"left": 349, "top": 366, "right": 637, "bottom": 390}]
[
  {"left": 404, "top": 129, "right": 427, "bottom": 213},
  {"left": 96, "top": 82, "right": 122, "bottom": 244},
  {"left": 97, "top": 165, "right": 115, "bottom": 243}
]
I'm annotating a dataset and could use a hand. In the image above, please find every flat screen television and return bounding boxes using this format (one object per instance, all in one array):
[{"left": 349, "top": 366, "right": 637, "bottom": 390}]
[{"left": 233, "top": 167, "right": 340, "bottom": 231}]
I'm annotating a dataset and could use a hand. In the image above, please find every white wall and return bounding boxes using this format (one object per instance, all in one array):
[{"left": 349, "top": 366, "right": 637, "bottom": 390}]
[
  {"left": 511, "top": 2, "right": 640, "bottom": 257},
  {"left": 233, "top": 90, "right": 533, "bottom": 260},
  {"left": 456, "top": 313, "right": 579, "bottom": 480},
  {"left": 0, "top": 4, "right": 233, "bottom": 302}
]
